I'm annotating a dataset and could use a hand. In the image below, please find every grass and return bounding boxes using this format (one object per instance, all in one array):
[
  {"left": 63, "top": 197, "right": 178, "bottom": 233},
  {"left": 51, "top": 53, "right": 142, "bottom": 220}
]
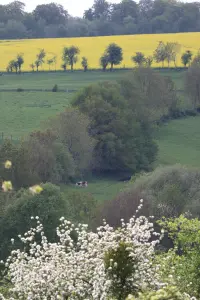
[
  {"left": 61, "top": 175, "right": 127, "bottom": 203},
  {"left": 0, "top": 91, "right": 72, "bottom": 138},
  {"left": 156, "top": 116, "right": 200, "bottom": 168},
  {"left": 0, "top": 71, "right": 129, "bottom": 90}
]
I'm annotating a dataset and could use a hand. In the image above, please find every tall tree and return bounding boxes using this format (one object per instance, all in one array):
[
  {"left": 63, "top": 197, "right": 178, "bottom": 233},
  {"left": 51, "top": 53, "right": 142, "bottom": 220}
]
[
  {"left": 81, "top": 57, "right": 88, "bottom": 72},
  {"left": 181, "top": 50, "right": 193, "bottom": 67},
  {"left": 16, "top": 53, "right": 24, "bottom": 72},
  {"left": 154, "top": 41, "right": 167, "bottom": 67},
  {"left": 62, "top": 46, "right": 80, "bottom": 71},
  {"left": 132, "top": 52, "right": 146, "bottom": 66},
  {"left": 93, "top": 0, "right": 111, "bottom": 20},
  {"left": 105, "top": 43, "right": 123, "bottom": 71},
  {"left": 47, "top": 58, "right": 53, "bottom": 70},
  {"left": 100, "top": 53, "right": 109, "bottom": 71},
  {"left": 72, "top": 81, "right": 157, "bottom": 173},
  {"left": 36, "top": 49, "right": 46, "bottom": 70},
  {"left": 33, "top": 3, "right": 68, "bottom": 25}
]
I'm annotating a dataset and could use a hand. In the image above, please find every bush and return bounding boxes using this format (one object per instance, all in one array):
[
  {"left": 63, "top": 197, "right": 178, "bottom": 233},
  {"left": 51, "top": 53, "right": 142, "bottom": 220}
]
[
  {"left": 52, "top": 84, "right": 58, "bottom": 92},
  {"left": 95, "top": 165, "right": 200, "bottom": 227},
  {"left": 1, "top": 203, "right": 161, "bottom": 299},
  {"left": 64, "top": 190, "right": 97, "bottom": 225},
  {"left": 16, "top": 87, "right": 24, "bottom": 92},
  {"left": 0, "top": 183, "right": 67, "bottom": 260}
]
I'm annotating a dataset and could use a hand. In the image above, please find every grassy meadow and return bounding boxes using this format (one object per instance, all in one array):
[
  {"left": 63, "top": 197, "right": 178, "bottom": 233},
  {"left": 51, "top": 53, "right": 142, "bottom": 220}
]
[
  {"left": 0, "top": 32, "right": 200, "bottom": 71},
  {"left": 156, "top": 116, "right": 200, "bottom": 168}
]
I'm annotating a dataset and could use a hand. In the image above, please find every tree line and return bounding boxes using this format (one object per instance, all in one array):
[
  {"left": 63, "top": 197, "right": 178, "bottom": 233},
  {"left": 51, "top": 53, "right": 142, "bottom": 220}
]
[
  {"left": 0, "top": 0, "right": 200, "bottom": 40},
  {"left": 6, "top": 41, "right": 195, "bottom": 73}
]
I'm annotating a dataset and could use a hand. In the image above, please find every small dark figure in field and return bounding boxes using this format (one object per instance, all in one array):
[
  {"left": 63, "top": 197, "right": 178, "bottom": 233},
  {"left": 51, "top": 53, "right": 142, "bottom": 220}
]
[{"left": 76, "top": 181, "right": 88, "bottom": 187}]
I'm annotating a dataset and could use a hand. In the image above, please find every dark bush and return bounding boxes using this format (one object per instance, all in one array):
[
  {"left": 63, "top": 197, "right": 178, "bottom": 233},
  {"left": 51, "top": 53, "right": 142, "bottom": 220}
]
[
  {"left": 185, "top": 109, "right": 198, "bottom": 116},
  {"left": 16, "top": 88, "right": 24, "bottom": 92},
  {"left": 52, "top": 84, "right": 58, "bottom": 92}
]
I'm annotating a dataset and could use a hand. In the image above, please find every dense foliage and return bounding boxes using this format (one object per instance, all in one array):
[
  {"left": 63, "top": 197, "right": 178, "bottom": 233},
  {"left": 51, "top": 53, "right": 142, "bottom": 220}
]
[
  {"left": 72, "top": 78, "right": 158, "bottom": 173},
  {"left": 0, "top": 0, "right": 200, "bottom": 39}
]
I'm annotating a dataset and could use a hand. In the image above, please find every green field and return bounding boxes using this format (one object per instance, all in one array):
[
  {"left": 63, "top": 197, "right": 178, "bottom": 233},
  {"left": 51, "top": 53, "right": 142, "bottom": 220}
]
[
  {"left": 61, "top": 176, "right": 127, "bottom": 203},
  {"left": 156, "top": 116, "right": 200, "bottom": 168}
]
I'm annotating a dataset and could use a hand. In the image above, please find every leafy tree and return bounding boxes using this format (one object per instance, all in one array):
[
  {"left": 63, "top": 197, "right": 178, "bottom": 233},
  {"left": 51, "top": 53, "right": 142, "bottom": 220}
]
[
  {"left": 18, "top": 130, "right": 75, "bottom": 185},
  {"left": 185, "top": 63, "right": 200, "bottom": 108},
  {"left": 13, "top": 60, "right": 18, "bottom": 74},
  {"left": 47, "top": 108, "right": 94, "bottom": 176},
  {"left": 47, "top": 58, "right": 53, "bottom": 70},
  {"left": 165, "top": 42, "right": 181, "bottom": 68},
  {"left": 191, "top": 51, "right": 200, "bottom": 66},
  {"left": 181, "top": 50, "right": 193, "bottom": 67},
  {"left": 72, "top": 81, "right": 157, "bottom": 173},
  {"left": 65, "top": 190, "right": 97, "bottom": 225},
  {"left": 62, "top": 46, "right": 80, "bottom": 71},
  {"left": 35, "top": 59, "right": 40, "bottom": 72},
  {"left": 121, "top": 67, "right": 178, "bottom": 122},
  {"left": 33, "top": 3, "right": 68, "bottom": 25},
  {"left": 105, "top": 43, "right": 123, "bottom": 70},
  {"left": 16, "top": 53, "right": 24, "bottom": 72},
  {"left": 132, "top": 52, "right": 146, "bottom": 66},
  {"left": 52, "top": 55, "right": 57, "bottom": 71},
  {"left": 100, "top": 53, "right": 109, "bottom": 71},
  {"left": 7, "top": 60, "right": 15, "bottom": 73},
  {"left": 159, "top": 215, "right": 200, "bottom": 298},
  {"left": 81, "top": 56, "right": 88, "bottom": 72},
  {"left": 154, "top": 41, "right": 167, "bottom": 67},
  {"left": 145, "top": 55, "right": 153, "bottom": 66},
  {"left": 30, "top": 63, "right": 35, "bottom": 72},
  {"left": 36, "top": 48, "right": 46, "bottom": 70},
  {"left": 61, "top": 62, "right": 67, "bottom": 71}
]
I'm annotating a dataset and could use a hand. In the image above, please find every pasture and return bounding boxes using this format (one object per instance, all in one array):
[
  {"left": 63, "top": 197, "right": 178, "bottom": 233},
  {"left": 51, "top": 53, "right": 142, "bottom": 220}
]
[
  {"left": 156, "top": 116, "right": 200, "bottom": 168},
  {"left": 0, "top": 32, "right": 200, "bottom": 71}
]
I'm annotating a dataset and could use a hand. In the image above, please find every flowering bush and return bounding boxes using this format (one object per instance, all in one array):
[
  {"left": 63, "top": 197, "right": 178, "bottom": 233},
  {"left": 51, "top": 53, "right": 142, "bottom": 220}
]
[{"left": 0, "top": 200, "right": 164, "bottom": 300}]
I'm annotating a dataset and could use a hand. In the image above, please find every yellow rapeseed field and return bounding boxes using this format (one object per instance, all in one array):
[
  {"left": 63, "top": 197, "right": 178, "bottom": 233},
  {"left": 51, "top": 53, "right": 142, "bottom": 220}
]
[{"left": 0, "top": 32, "right": 200, "bottom": 71}]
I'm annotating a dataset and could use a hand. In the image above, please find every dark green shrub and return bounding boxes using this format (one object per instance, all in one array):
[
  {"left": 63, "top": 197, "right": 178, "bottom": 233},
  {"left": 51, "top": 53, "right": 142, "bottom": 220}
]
[
  {"left": 52, "top": 84, "right": 58, "bottom": 92},
  {"left": 16, "top": 88, "right": 24, "bottom": 92}
]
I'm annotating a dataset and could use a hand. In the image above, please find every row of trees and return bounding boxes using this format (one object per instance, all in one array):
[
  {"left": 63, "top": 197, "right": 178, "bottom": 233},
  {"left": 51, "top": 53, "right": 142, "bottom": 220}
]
[
  {"left": 0, "top": 0, "right": 200, "bottom": 39},
  {"left": 5, "top": 42, "right": 195, "bottom": 73}
]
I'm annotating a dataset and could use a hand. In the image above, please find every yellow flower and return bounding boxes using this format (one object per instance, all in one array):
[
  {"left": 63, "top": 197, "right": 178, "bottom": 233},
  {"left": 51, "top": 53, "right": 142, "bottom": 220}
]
[
  {"left": 4, "top": 160, "right": 12, "bottom": 169},
  {"left": 2, "top": 181, "right": 13, "bottom": 192},
  {"left": 29, "top": 185, "right": 43, "bottom": 195}
]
